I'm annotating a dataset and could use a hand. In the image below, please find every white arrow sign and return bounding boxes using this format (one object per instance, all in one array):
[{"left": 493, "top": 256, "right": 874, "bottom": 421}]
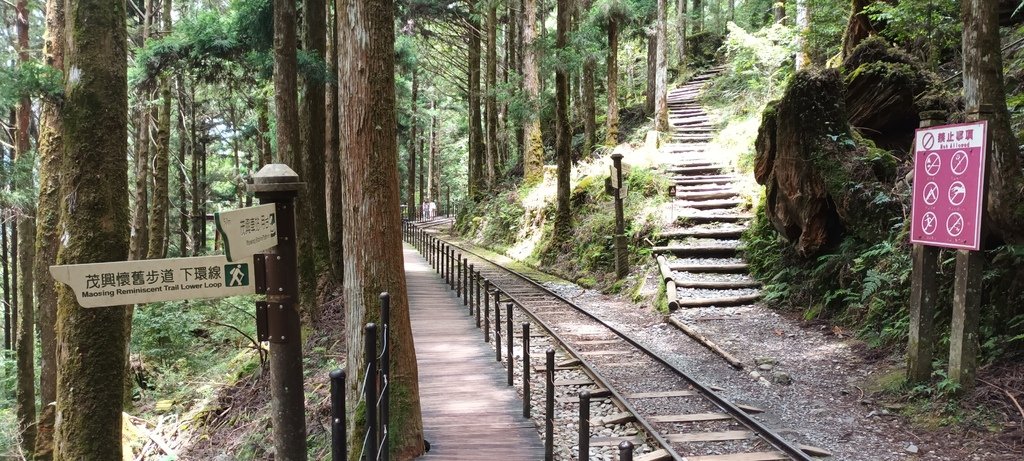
[
  {"left": 50, "top": 255, "right": 255, "bottom": 308},
  {"left": 215, "top": 203, "right": 278, "bottom": 262}
]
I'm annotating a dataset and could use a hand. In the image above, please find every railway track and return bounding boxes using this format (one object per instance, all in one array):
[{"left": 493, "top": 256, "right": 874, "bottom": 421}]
[{"left": 403, "top": 224, "right": 826, "bottom": 461}]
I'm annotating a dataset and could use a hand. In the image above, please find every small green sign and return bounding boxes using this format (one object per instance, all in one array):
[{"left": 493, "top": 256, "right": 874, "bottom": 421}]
[{"left": 225, "top": 263, "right": 250, "bottom": 287}]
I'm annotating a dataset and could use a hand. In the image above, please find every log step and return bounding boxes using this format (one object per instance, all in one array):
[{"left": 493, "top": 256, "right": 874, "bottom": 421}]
[
  {"left": 676, "top": 213, "right": 753, "bottom": 224},
  {"left": 676, "top": 199, "right": 744, "bottom": 210},
  {"left": 668, "top": 262, "right": 749, "bottom": 273},
  {"left": 674, "top": 279, "right": 761, "bottom": 289},
  {"left": 653, "top": 245, "right": 742, "bottom": 256},
  {"left": 674, "top": 293, "right": 762, "bottom": 308},
  {"left": 657, "top": 228, "right": 744, "bottom": 240},
  {"left": 675, "top": 190, "right": 739, "bottom": 201},
  {"left": 668, "top": 165, "right": 725, "bottom": 175},
  {"left": 675, "top": 177, "right": 739, "bottom": 186}
]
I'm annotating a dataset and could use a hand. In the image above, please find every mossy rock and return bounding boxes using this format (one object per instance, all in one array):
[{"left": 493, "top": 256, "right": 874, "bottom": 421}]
[{"left": 686, "top": 31, "right": 724, "bottom": 69}]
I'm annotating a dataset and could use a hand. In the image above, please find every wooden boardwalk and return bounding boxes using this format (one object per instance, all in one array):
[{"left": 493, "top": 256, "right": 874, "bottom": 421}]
[{"left": 405, "top": 245, "right": 545, "bottom": 460}]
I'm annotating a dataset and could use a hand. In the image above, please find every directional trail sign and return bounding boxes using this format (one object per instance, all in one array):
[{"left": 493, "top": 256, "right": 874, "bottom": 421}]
[
  {"left": 50, "top": 255, "right": 255, "bottom": 308},
  {"left": 215, "top": 203, "right": 278, "bottom": 262},
  {"left": 910, "top": 120, "right": 987, "bottom": 250}
]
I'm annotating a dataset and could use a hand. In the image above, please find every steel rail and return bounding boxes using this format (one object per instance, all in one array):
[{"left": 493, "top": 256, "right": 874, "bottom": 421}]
[{"left": 422, "top": 229, "right": 814, "bottom": 461}]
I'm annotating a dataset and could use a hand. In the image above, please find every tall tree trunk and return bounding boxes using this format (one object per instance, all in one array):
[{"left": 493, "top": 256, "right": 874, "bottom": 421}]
[
  {"left": 273, "top": 0, "right": 308, "bottom": 458},
  {"left": 502, "top": 3, "right": 516, "bottom": 169},
  {"left": 485, "top": 3, "right": 498, "bottom": 187},
  {"left": 677, "top": 0, "right": 687, "bottom": 68},
  {"left": 795, "top": 0, "right": 809, "bottom": 70},
  {"left": 300, "top": 0, "right": 329, "bottom": 320},
  {"left": 429, "top": 98, "right": 439, "bottom": 200},
  {"left": 694, "top": 0, "right": 703, "bottom": 31},
  {"left": 338, "top": 0, "right": 425, "bottom": 455},
  {"left": 655, "top": 0, "right": 669, "bottom": 131},
  {"left": 190, "top": 97, "right": 201, "bottom": 256},
  {"left": 56, "top": 2, "right": 131, "bottom": 459},
  {"left": 130, "top": 0, "right": 153, "bottom": 261},
  {"left": 774, "top": 0, "right": 785, "bottom": 24},
  {"left": 728, "top": 0, "right": 735, "bottom": 21},
  {"left": 325, "top": 0, "right": 344, "bottom": 279},
  {"left": 14, "top": 0, "right": 36, "bottom": 452},
  {"left": 3, "top": 218, "right": 11, "bottom": 351},
  {"left": 148, "top": 0, "right": 172, "bottom": 260},
  {"left": 408, "top": 69, "right": 419, "bottom": 219},
  {"left": 176, "top": 78, "right": 189, "bottom": 256},
  {"left": 605, "top": 17, "right": 620, "bottom": 146},
  {"left": 582, "top": 54, "right": 596, "bottom": 156},
  {"left": 646, "top": 30, "right": 656, "bottom": 115},
  {"left": 33, "top": 1, "right": 65, "bottom": 457},
  {"left": 963, "top": 0, "right": 1024, "bottom": 242},
  {"left": 258, "top": 98, "right": 273, "bottom": 166},
  {"left": 468, "top": 5, "right": 485, "bottom": 197},
  {"left": 523, "top": 0, "right": 544, "bottom": 182},
  {"left": 555, "top": 0, "right": 572, "bottom": 236}
]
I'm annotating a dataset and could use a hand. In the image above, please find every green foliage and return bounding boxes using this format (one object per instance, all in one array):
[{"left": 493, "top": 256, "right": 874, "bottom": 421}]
[
  {"left": 0, "top": 60, "right": 63, "bottom": 107},
  {"left": 864, "top": 0, "right": 960, "bottom": 66}
]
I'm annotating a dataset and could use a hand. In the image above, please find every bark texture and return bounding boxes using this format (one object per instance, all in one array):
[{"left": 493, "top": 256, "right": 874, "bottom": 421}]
[
  {"left": 338, "top": 0, "right": 425, "bottom": 456},
  {"left": 56, "top": 2, "right": 131, "bottom": 459},
  {"left": 468, "top": 6, "right": 486, "bottom": 196},
  {"left": 326, "top": 0, "right": 344, "bottom": 278},
  {"left": 300, "top": 0, "right": 330, "bottom": 317},
  {"left": 655, "top": 0, "right": 669, "bottom": 131},
  {"left": 485, "top": 3, "right": 498, "bottom": 186},
  {"left": 605, "top": 18, "right": 620, "bottom": 146},
  {"left": 523, "top": 0, "right": 544, "bottom": 182},
  {"left": 33, "top": 1, "right": 65, "bottom": 458},
  {"left": 14, "top": 0, "right": 36, "bottom": 452},
  {"left": 963, "top": 0, "right": 1024, "bottom": 243},
  {"left": 555, "top": 0, "right": 572, "bottom": 235},
  {"left": 408, "top": 69, "right": 419, "bottom": 219}
]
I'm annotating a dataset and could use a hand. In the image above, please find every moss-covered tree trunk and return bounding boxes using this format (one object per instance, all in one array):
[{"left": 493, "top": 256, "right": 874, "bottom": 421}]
[
  {"left": 963, "top": 0, "right": 1024, "bottom": 243},
  {"left": 646, "top": 31, "right": 656, "bottom": 115},
  {"left": 325, "top": 0, "right": 344, "bottom": 279},
  {"left": 555, "top": 0, "right": 572, "bottom": 236},
  {"left": 299, "top": 0, "right": 330, "bottom": 320},
  {"left": 55, "top": 1, "right": 131, "bottom": 458},
  {"left": 469, "top": 3, "right": 486, "bottom": 197},
  {"left": 147, "top": 0, "right": 172, "bottom": 260},
  {"left": 14, "top": 0, "right": 36, "bottom": 453},
  {"left": 676, "top": 0, "right": 687, "bottom": 68},
  {"left": 655, "top": 0, "right": 669, "bottom": 131},
  {"left": 523, "top": 0, "right": 544, "bottom": 183},
  {"left": 485, "top": 3, "right": 498, "bottom": 187},
  {"left": 33, "top": 1, "right": 64, "bottom": 458},
  {"left": 338, "top": 0, "right": 425, "bottom": 454},
  {"left": 582, "top": 54, "right": 596, "bottom": 156},
  {"left": 408, "top": 69, "right": 419, "bottom": 219},
  {"left": 176, "top": 79, "right": 189, "bottom": 255},
  {"left": 605, "top": 17, "right": 620, "bottom": 146}
]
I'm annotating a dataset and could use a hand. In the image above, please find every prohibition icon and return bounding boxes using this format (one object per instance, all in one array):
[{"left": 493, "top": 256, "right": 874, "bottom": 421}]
[
  {"left": 921, "top": 211, "right": 938, "bottom": 236},
  {"left": 923, "top": 182, "right": 939, "bottom": 205},
  {"left": 924, "top": 152, "right": 941, "bottom": 176},
  {"left": 946, "top": 212, "right": 965, "bottom": 237},
  {"left": 948, "top": 181, "right": 966, "bottom": 206},
  {"left": 921, "top": 132, "right": 935, "bottom": 150},
  {"left": 950, "top": 150, "right": 969, "bottom": 175}
]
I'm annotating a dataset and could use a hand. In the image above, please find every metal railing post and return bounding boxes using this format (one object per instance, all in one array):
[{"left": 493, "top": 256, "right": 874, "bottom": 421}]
[
  {"left": 506, "top": 303, "right": 514, "bottom": 386},
  {"left": 330, "top": 369, "right": 346, "bottom": 461},
  {"left": 579, "top": 390, "right": 591, "bottom": 460},
  {"left": 468, "top": 265, "right": 475, "bottom": 314},
  {"left": 495, "top": 301, "right": 502, "bottom": 362},
  {"left": 545, "top": 348, "right": 555, "bottom": 461},
  {"left": 523, "top": 323, "right": 531, "bottom": 418}
]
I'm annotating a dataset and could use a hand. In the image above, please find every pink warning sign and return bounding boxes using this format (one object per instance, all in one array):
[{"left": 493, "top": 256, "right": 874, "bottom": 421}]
[{"left": 910, "top": 121, "right": 987, "bottom": 250}]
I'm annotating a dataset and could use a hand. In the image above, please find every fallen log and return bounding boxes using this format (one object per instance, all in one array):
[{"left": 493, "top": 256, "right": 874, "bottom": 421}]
[{"left": 666, "top": 316, "right": 744, "bottom": 369}]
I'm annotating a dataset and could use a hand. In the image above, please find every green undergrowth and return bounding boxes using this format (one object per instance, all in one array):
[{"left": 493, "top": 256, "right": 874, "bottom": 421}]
[{"left": 456, "top": 150, "right": 668, "bottom": 297}]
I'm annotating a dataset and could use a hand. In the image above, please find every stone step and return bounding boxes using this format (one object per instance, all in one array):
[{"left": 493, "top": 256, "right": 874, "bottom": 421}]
[
  {"left": 668, "top": 262, "right": 750, "bottom": 273},
  {"left": 674, "top": 293, "right": 762, "bottom": 308},
  {"left": 675, "top": 190, "right": 740, "bottom": 201},
  {"left": 676, "top": 213, "right": 753, "bottom": 224},
  {"left": 653, "top": 245, "right": 743, "bottom": 256},
  {"left": 675, "top": 199, "right": 744, "bottom": 210},
  {"left": 674, "top": 279, "right": 761, "bottom": 289},
  {"left": 657, "top": 227, "right": 744, "bottom": 240},
  {"left": 667, "top": 165, "right": 726, "bottom": 175}
]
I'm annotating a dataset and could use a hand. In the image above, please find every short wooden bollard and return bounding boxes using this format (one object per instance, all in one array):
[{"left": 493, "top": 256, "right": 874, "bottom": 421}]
[
  {"left": 545, "top": 348, "right": 555, "bottom": 461},
  {"left": 579, "top": 390, "right": 591, "bottom": 460},
  {"left": 522, "top": 323, "right": 531, "bottom": 418},
  {"left": 618, "top": 441, "right": 634, "bottom": 461},
  {"left": 506, "top": 303, "right": 514, "bottom": 386},
  {"left": 330, "top": 369, "right": 346, "bottom": 461}
]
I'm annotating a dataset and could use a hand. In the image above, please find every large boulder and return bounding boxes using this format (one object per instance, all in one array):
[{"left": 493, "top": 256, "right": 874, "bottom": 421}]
[{"left": 755, "top": 68, "right": 900, "bottom": 256}]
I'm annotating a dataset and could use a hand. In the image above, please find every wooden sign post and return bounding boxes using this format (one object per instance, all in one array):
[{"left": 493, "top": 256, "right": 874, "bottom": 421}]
[{"left": 907, "top": 111, "right": 990, "bottom": 394}]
